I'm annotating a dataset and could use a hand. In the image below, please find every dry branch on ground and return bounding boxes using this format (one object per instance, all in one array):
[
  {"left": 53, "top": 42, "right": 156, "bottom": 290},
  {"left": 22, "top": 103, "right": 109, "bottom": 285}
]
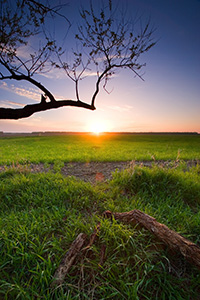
[
  {"left": 104, "top": 209, "right": 200, "bottom": 270},
  {"left": 52, "top": 208, "right": 200, "bottom": 289},
  {"left": 52, "top": 233, "right": 88, "bottom": 287},
  {"left": 52, "top": 224, "right": 102, "bottom": 287}
]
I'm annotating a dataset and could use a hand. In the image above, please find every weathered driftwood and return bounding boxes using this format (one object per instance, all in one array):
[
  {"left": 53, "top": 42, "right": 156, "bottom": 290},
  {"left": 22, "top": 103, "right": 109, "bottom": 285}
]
[
  {"left": 104, "top": 209, "right": 200, "bottom": 270},
  {"left": 52, "top": 233, "right": 88, "bottom": 287}
]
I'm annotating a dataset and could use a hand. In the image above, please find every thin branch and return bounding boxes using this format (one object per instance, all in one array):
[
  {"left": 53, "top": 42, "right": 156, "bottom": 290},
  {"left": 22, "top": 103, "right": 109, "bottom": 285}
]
[
  {"left": 75, "top": 80, "right": 80, "bottom": 101},
  {"left": 91, "top": 61, "right": 144, "bottom": 107},
  {"left": 91, "top": 66, "right": 111, "bottom": 107},
  {"left": 26, "top": 0, "right": 71, "bottom": 26},
  {"left": 29, "top": 46, "right": 50, "bottom": 75}
]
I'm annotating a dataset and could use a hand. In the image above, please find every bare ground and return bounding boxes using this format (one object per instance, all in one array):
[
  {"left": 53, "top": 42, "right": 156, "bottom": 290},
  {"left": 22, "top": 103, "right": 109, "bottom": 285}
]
[{"left": 0, "top": 160, "right": 199, "bottom": 184}]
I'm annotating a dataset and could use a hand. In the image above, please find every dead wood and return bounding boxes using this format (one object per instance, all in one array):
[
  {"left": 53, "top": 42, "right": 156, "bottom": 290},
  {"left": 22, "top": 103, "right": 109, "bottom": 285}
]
[
  {"left": 52, "top": 233, "right": 88, "bottom": 287},
  {"left": 52, "top": 224, "right": 101, "bottom": 288},
  {"left": 83, "top": 222, "right": 101, "bottom": 251},
  {"left": 99, "top": 245, "right": 107, "bottom": 266},
  {"left": 104, "top": 209, "right": 200, "bottom": 270}
]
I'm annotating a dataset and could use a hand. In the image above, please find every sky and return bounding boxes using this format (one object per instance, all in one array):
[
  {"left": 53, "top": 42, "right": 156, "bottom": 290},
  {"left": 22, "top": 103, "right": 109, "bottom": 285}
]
[{"left": 0, "top": 0, "right": 200, "bottom": 133}]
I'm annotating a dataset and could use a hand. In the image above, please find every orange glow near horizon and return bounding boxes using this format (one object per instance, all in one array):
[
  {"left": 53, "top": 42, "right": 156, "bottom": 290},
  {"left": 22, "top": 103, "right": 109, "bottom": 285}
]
[
  {"left": 88, "top": 120, "right": 111, "bottom": 135},
  {"left": 91, "top": 123, "right": 105, "bottom": 135}
]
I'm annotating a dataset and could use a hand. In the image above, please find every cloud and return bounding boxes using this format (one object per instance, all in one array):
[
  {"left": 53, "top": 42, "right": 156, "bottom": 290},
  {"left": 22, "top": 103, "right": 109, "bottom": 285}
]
[
  {"left": 16, "top": 45, "right": 32, "bottom": 61},
  {"left": 41, "top": 67, "right": 98, "bottom": 80},
  {"left": 39, "top": 68, "right": 66, "bottom": 80},
  {"left": 1, "top": 82, "right": 8, "bottom": 88},
  {"left": 0, "top": 100, "right": 25, "bottom": 108},
  {"left": 12, "top": 85, "right": 40, "bottom": 101},
  {"left": 80, "top": 70, "right": 97, "bottom": 77},
  {"left": 0, "top": 82, "right": 40, "bottom": 102},
  {"left": 0, "top": 81, "right": 75, "bottom": 105},
  {"left": 107, "top": 104, "right": 134, "bottom": 112}
]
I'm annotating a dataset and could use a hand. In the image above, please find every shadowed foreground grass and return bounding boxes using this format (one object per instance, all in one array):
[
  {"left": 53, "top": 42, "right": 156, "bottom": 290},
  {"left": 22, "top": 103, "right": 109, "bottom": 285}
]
[{"left": 0, "top": 164, "right": 200, "bottom": 299}]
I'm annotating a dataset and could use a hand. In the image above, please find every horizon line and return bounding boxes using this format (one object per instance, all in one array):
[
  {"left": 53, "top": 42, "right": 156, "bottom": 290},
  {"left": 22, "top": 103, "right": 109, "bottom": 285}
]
[{"left": 0, "top": 131, "right": 199, "bottom": 136}]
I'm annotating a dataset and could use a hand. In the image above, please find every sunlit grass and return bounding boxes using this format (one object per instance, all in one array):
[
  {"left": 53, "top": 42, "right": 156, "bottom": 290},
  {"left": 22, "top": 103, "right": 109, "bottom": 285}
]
[
  {"left": 0, "top": 133, "right": 199, "bottom": 298},
  {"left": 0, "top": 133, "right": 199, "bottom": 164},
  {"left": 0, "top": 165, "right": 200, "bottom": 299}
]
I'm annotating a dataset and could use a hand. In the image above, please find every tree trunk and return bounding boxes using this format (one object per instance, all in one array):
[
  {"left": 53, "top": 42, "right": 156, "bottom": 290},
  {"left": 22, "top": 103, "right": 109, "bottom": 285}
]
[{"left": 104, "top": 210, "right": 200, "bottom": 270}]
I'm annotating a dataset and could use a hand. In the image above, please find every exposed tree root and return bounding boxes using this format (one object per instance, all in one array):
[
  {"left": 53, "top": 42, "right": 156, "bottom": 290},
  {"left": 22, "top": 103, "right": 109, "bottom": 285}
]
[
  {"left": 52, "top": 224, "right": 102, "bottom": 287},
  {"left": 52, "top": 233, "right": 88, "bottom": 287},
  {"left": 52, "top": 209, "right": 200, "bottom": 288},
  {"left": 104, "top": 209, "right": 200, "bottom": 270}
]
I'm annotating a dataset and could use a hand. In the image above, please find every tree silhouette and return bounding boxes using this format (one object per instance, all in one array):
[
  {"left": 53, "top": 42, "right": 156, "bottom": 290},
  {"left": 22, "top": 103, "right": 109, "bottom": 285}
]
[{"left": 0, "top": 0, "right": 155, "bottom": 120}]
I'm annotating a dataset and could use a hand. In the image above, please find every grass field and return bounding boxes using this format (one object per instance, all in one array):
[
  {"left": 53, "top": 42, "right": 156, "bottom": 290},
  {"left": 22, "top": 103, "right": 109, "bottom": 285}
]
[
  {"left": 0, "top": 134, "right": 200, "bottom": 299},
  {"left": 0, "top": 133, "right": 199, "bottom": 164}
]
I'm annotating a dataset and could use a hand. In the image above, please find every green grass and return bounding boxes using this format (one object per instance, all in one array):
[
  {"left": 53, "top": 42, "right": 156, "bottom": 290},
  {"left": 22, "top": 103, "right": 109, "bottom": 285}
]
[
  {"left": 0, "top": 133, "right": 199, "bottom": 164},
  {"left": 0, "top": 164, "right": 200, "bottom": 299}
]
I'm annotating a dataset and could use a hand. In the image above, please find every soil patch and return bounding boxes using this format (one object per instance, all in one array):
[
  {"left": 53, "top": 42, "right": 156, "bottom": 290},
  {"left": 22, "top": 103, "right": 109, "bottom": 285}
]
[{"left": 0, "top": 160, "right": 199, "bottom": 184}]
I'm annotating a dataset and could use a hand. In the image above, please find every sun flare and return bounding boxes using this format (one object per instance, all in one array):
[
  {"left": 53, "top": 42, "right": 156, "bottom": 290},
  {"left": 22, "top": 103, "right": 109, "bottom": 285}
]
[
  {"left": 92, "top": 123, "right": 105, "bottom": 135},
  {"left": 87, "top": 119, "right": 112, "bottom": 135},
  {"left": 88, "top": 120, "right": 109, "bottom": 135}
]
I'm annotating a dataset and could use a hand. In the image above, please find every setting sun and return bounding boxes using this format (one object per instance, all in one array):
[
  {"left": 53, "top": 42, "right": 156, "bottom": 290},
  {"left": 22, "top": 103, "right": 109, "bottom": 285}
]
[
  {"left": 91, "top": 122, "right": 105, "bottom": 135},
  {"left": 87, "top": 119, "right": 111, "bottom": 135}
]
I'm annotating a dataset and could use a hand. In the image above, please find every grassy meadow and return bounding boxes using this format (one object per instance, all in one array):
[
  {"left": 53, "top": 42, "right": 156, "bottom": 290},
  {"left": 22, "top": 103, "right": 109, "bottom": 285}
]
[
  {"left": 0, "top": 133, "right": 200, "bottom": 299},
  {"left": 0, "top": 133, "right": 199, "bottom": 164}
]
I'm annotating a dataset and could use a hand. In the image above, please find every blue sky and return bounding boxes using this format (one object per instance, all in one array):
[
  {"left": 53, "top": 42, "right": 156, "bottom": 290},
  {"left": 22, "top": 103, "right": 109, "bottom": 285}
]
[{"left": 0, "top": 0, "right": 200, "bottom": 133}]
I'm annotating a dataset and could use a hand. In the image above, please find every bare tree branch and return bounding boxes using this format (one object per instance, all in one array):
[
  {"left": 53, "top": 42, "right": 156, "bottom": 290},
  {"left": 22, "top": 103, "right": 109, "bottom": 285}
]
[
  {"left": 0, "top": 100, "right": 95, "bottom": 120},
  {"left": 0, "top": 0, "right": 156, "bottom": 120}
]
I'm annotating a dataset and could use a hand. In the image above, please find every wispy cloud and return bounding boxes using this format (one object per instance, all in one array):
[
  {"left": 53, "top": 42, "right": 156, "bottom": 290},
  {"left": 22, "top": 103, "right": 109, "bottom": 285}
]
[
  {"left": 0, "top": 82, "right": 8, "bottom": 88},
  {"left": 0, "top": 82, "right": 40, "bottom": 102},
  {"left": 12, "top": 85, "right": 40, "bottom": 101},
  {"left": 0, "top": 81, "right": 74, "bottom": 105},
  {"left": 40, "top": 67, "right": 98, "bottom": 80},
  {"left": 0, "top": 100, "right": 25, "bottom": 108},
  {"left": 107, "top": 104, "right": 134, "bottom": 112},
  {"left": 39, "top": 68, "right": 67, "bottom": 80},
  {"left": 16, "top": 45, "right": 32, "bottom": 61}
]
